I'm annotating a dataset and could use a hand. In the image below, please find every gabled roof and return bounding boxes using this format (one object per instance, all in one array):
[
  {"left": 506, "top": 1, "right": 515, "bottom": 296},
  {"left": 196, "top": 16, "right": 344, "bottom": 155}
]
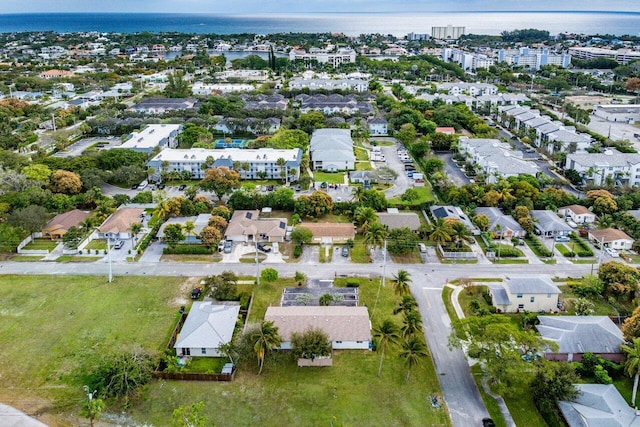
[
  {"left": 505, "top": 276, "right": 561, "bottom": 295},
  {"left": 43, "top": 209, "right": 90, "bottom": 233},
  {"left": 98, "top": 208, "right": 144, "bottom": 234},
  {"left": 265, "top": 306, "right": 371, "bottom": 342},
  {"left": 560, "top": 205, "right": 594, "bottom": 216},
  {"left": 174, "top": 303, "right": 240, "bottom": 350},
  {"left": 377, "top": 212, "right": 421, "bottom": 231},
  {"left": 537, "top": 316, "right": 623, "bottom": 355},
  {"left": 558, "top": 384, "right": 640, "bottom": 427},
  {"left": 531, "top": 210, "right": 572, "bottom": 233},
  {"left": 224, "top": 210, "right": 287, "bottom": 239},
  {"left": 588, "top": 228, "right": 633, "bottom": 243},
  {"left": 475, "top": 207, "right": 524, "bottom": 234},
  {"left": 299, "top": 222, "right": 355, "bottom": 239}
]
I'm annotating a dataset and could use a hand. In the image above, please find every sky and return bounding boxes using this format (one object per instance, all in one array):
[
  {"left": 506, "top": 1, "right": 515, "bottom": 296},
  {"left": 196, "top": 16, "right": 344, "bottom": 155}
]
[{"left": 3, "top": 0, "right": 639, "bottom": 13}]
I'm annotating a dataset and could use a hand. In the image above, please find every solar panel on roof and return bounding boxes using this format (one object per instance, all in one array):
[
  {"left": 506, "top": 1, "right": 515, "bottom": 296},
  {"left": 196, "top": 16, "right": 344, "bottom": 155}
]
[
  {"left": 246, "top": 212, "right": 253, "bottom": 219},
  {"left": 279, "top": 222, "right": 285, "bottom": 229}
]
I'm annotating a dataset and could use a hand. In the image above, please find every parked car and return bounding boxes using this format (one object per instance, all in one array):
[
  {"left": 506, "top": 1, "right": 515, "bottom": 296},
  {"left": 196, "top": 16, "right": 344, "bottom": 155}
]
[
  {"left": 178, "top": 184, "right": 187, "bottom": 191},
  {"left": 418, "top": 243, "right": 427, "bottom": 253},
  {"left": 157, "top": 183, "right": 166, "bottom": 189},
  {"left": 218, "top": 239, "right": 226, "bottom": 252},
  {"left": 113, "top": 240, "right": 125, "bottom": 249},
  {"left": 138, "top": 180, "right": 148, "bottom": 190},
  {"left": 223, "top": 240, "right": 232, "bottom": 253},
  {"left": 341, "top": 246, "right": 349, "bottom": 257},
  {"left": 257, "top": 242, "right": 272, "bottom": 253},
  {"left": 131, "top": 183, "right": 139, "bottom": 190},
  {"left": 605, "top": 247, "right": 620, "bottom": 258},
  {"left": 554, "top": 235, "right": 570, "bottom": 242},
  {"left": 191, "top": 287, "right": 202, "bottom": 299},
  {"left": 482, "top": 419, "right": 496, "bottom": 427}
]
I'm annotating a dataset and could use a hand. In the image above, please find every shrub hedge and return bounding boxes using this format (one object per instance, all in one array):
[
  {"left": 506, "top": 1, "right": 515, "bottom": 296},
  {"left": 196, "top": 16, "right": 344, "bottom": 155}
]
[
  {"left": 526, "top": 235, "right": 553, "bottom": 257},
  {"left": 163, "top": 245, "right": 215, "bottom": 255}
]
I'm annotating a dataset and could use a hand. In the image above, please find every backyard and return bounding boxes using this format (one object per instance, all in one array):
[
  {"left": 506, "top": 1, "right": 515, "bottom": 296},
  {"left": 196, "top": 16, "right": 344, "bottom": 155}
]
[
  {"left": 21, "top": 238, "right": 59, "bottom": 251},
  {"left": 387, "top": 186, "right": 435, "bottom": 206}
]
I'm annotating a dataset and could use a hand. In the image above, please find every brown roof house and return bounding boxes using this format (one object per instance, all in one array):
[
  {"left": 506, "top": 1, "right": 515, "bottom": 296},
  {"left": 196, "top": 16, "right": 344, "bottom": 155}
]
[
  {"left": 557, "top": 205, "right": 597, "bottom": 224},
  {"left": 588, "top": 228, "right": 634, "bottom": 250},
  {"left": 299, "top": 222, "right": 356, "bottom": 244},
  {"left": 42, "top": 209, "right": 90, "bottom": 239},
  {"left": 97, "top": 208, "right": 145, "bottom": 239},
  {"left": 377, "top": 208, "right": 421, "bottom": 231},
  {"left": 265, "top": 306, "right": 371, "bottom": 350},
  {"left": 224, "top": 210, "right": 287, "bottom": 243}
]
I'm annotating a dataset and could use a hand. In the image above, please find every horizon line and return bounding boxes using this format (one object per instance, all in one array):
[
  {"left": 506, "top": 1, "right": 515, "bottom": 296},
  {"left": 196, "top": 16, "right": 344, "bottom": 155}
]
[{"left": 1, "top": 10, "right": 639, "bottom": 15}]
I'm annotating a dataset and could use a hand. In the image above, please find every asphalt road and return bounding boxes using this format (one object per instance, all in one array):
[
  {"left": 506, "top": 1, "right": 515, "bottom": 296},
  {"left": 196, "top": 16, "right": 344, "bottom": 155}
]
[{"left": 0, "top": 258, "right": 592, "bottom": 427}]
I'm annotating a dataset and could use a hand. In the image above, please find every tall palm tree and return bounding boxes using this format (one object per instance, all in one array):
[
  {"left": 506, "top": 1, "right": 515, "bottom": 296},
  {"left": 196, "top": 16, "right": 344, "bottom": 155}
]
[
  {"left": 429, "top": 218, "right": 452, "bottom": 246},
  {"left": 183, "top": 220, "right": 196, "bottom": 245},
  {"left": 392, "top": 269, "right": 412, "bottom": 297},
  {"left": 155, "top": 199, "right": 171, "bottom": 221},
  {"left": 373, "top": 319, "right": 400, "bottom": 378},
  {"left": 400, "top": 335, "right": 428, "bottom": 381},
  {"left": 354, "top": 206, "right": 378, "bottom": 232},
  {"left": 250, "top": 321, "right": 281, "bottom": 375},
  {"left": 623, "top": 338, "right": 640, "bottom": 407},
  {"left": 364, "top": 222, "right": 388, "bottom": 250},
  {"left": 351, "top": 185, "right": 365, "bottom": 203},
  {"left": 450, "top": 221, "right": 473, "bottom": 249},
  {"left": 129, "top": 222, "right": 143, "bottom": 250},
  {"left": 394, "top": 295, "right": 418, "bottom": 315},
  {"left": 401, "top": 310, "right": 423, "bottom": 338}
]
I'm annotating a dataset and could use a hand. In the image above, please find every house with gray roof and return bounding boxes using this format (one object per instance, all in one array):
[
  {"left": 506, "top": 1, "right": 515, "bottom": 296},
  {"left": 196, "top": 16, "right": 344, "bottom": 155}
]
[
  {"left": 559, "top": 384, "right": 640, "bottom": 427},
  {"left": 488, "top": 275, "right": 561, "bottom": 313},
  {"left": 458, "top": 137, "right": 540, "bottom": 183},
  {"left": 310, "top": 128, "right": 355, "bottom": 171},
  {"left": 131, "top": 98, "right": 198, "bottom": 114},
  {"left": 174, "top": 302, "right": 240, "bottom": 357},
  {"left": 537, "top": 316, "right": 624, "bottom": 362},
  {"left": 531, "top": 210, "right": 572, "bottom": 238},
  {"left": 475, "top": 207, "right": 525, "bottom": 238},
  {"left": 224, "top": 210, "right": 287, "bottom": 243},
  {"left": 349, "top": 170, "right": 378, "bottom": 184},
  {"left": 565, "top": 149, "right": 640, "bottom": 187},
  {"left": 377, "top": 209, "right": 421, "bottom": 231},
  {"left": 430, "top": 205, "right": 478, "bottom": 234}
]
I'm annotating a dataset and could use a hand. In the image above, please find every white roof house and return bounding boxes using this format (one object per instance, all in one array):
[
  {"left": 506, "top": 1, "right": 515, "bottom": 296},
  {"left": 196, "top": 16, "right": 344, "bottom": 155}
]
[
  {"left": 559, "top": 384, "right": 640, "bottom": 427},
  {"left": 310, "top": 129, "right": 355, "bottom": 171},
  {"left": 265, "top": 306, "right": 371, "bottom": 350},
  {"left": 475, "top": 207, "right": 526, "bottom": 238},
  {"left": 121, "top": 124, "right": 182, "bottom": 153},
  {"left": 458, "top": 137, "right": 540, "bottom": 183},
  {"left": 174, "top": 302, "right": 240, "bottom": 357}
]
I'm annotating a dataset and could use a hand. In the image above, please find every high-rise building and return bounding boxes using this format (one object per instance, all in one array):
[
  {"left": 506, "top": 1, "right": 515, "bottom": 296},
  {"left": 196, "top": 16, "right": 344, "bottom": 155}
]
[{"left": 431, "top": 25, "right": 465, "bottom": 40}]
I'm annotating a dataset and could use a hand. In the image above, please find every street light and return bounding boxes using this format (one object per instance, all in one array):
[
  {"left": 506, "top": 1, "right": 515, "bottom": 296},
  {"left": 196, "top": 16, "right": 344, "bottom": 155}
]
[{"left": 106, "top": 236, "right": 113, "bottom": 283}]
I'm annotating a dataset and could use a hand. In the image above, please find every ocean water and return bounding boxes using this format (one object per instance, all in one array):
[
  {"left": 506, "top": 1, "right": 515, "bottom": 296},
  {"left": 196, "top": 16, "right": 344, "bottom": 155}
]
[{"left": 0, "top": 12, "right": 638, "bottom": 36}]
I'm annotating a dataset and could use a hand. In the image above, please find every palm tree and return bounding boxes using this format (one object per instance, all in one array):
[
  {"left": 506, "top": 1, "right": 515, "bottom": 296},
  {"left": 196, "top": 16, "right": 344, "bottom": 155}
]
[
  {"left": 392, "top": 269, "right": 412, "bottom": 297},
  {"left": 354, "top": 206, "right": 378, "bottom": 232},
  {"left": 364, "top": 222, "right": 388, "bottom": 250},
  {"left": 400, "top": 335, "right": 428, "bottom": 381},
  {"left": 622, "top": 338, "right": 640, "bottom": 407},
  {"left": 250, "top": 321, "right": 281, "bottom": 375},
  {"left": 373, "top": 319, "right": 400, "bottom": 378},
  {"left": 429, "top": 218, "right": 452, "bottom": 246},
  {"left": 183, "top": 220, "right": 196, "bottom": 245},
  {"left": 401, "top": 310, "right": 423, "bottom": 338},
  {"left": 155, "top": 199, "right": 171, "bottom": 221},
  {"left": 450, "top": 221, "right": 473, "bottom": 249},
  {"left": 394, "top": 295, "right": 418, "bottom": 315},
  {"left": 352, "top": 186, "right": 365, "bottom": 203},
  {"left": 129, "top": 222, "right": 143, "bottom": 250}
]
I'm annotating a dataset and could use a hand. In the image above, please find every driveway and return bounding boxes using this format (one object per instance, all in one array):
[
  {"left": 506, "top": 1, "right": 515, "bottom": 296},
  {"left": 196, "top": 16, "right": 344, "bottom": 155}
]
[
  {"left": 53, "top": 136, "right": 119, "bottom": 158},
  {"left": 381, "top": 145, "right": 412, "bottom": 198},
  {"left": 139, "top": 240, "right": 165, "bottom": 263},
  {"left": 437, "top": 152, "right": 471, "bottom": 186}
]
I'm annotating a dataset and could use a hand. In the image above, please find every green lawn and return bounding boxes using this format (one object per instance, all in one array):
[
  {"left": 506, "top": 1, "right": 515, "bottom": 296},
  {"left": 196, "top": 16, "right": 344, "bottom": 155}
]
[
  {"left": 84, "top": 239, "right": 107, "bottom": 250},
  {"left": 388, "top": 186, "right": 435, "bottom": 206},
  {"left": 22, "top": 238, "right": 58, "bottom": 251},
  {"left": 56, "top": 255, "right": 102, "bottom": 262},
  {"left": 132, "top": 276, "right": 450, "bottom": 426},
  {"left": 10, "top": 255, "right": 45, "bottom": 262},
  {"left": 160, "top": 254, "right": 222, "bottom": 263},
  {"left": 0, "top": 275, "right": 186, "bottom": 422},
  {"left": 390, "top": 250, "right": 424, "bottom": 264},
  {"left": 501, "top": 387, "right": 547, "bottom": 427},
  {"left": 350, "top": 237, "right": 371, "bottom": 263},
  {"left": 558, "top": 284, "right": 633, "bottom": 315},
  {"left": 313, "top": 172, "right": 346, "bottom": 185},
  {"left": 470, "top": 365, "right": 507, "bottom": 427},
  {"left": 355, "top": 160, "right": 373, "bottom": 171},
  {"left": 457, "top": 285, "right": 493, "bottom": 317}
]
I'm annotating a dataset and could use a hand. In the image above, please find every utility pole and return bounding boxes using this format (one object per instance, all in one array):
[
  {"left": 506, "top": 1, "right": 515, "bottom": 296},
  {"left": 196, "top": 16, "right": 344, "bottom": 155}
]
[
  {"left": 51, "top": 113, "right": 56, "bottom": 132},
  {"left": 255, "top": 240, "right": 260, "bottom": 286},
  {"left": 107, "top": 237, "right": 113, "bottom": 283},
  {"left": 371, "top": 239, "right": 387, "bottom": 320}
]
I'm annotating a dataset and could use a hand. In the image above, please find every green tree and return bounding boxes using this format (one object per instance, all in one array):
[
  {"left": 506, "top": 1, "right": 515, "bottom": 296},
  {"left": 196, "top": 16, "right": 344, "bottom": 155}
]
[
  {"left": 90, "top": 349, "right": 156, "bottom": 401},
  {"left": 364, "top": 222, "right": 388, "bottom": 250},
  {"left": 7, "top": 205, "right": 48, "bottom": 238},
  {"left": 450, "top": 221, "right": 473, "bottom": 248},
  {"left": 392, "top": 269, "right": 412, "bottom": 297},
  {"left": 261, "top": 268, "right": 278, "bottom": 283},
  {"left": 81, "top": 386, "right": 105, "bottom": 427},
  {"left": 183, "top": 220, "right": 196, "bottom": 244},
  {"left": 400, "top": 335, "right": 428, "bottom": 381},
  {"left": 164, "top": 70, "right": 191, "bottom": 98},
  {"left": 401, "top": 310, "right": 423, "bottom": 338},
  {"left": 49, "top": 169, "right": 82, "bottom": 194},
  {"left": 163, "top": 223, "right": 185, "bottom": 247},
  {"left": 429, "top": 218, "right": 453, "bottom": 245},
  {"left": 387, "top": 227, "right": 419, "bottom": 254},
  {"left": 171, "top": 401, "right": 209, "bottom": 427},
  {"left": 373, "top": 319, "right": 400, "bottom": 377},
  {"left": 291, "top": 328, "right": 332, "bottom": 361},
  {"left": 200, "top": 167, "right": 241, "bottom": 200},
  {"left": 530, "top": 362, "right": 579, "bottom": 422},
  {"left": 396, "top": 123, "right": 417, "bottom": 145},
  {"left": 394, "top": 295, "right": 418, "bottom": 315},
  {"left": 353, "top": 206, "right": 378, "bottom": 232},
  {"left": 622, "top": 338, "right": 640, "bottom": 407},
  {"left": 250, "top": 321, "right": 282, "bottom": 375},
  {"left": 291, "top": 226, "right": 313, "bottom": 245}
]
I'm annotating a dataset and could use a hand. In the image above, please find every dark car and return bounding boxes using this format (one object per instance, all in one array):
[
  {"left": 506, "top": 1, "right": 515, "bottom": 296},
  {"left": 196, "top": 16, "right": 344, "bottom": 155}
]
[
  {"left": 157, "top": 183, "right": 166, "bottom": 189},
  {"left": 257, "top": 243, "right": 272, "bottom": 253},
  {"left": 178, "top": 184, "right": 187, "bottom": 191},
  {"left": 341, "top": 246, "right": 349, "bottom": 257},
  {"left": 482, "top": 418, "right": 496, "bottom": 427},
  {"left": 131, "top": 184, "right": 139, "bottom": 190},
  {"left": 191, "top": 287, "right": 202, "bottom": 299}
]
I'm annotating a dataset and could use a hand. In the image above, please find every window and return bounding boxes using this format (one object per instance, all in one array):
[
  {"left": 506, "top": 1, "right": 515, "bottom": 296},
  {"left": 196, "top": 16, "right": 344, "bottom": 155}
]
[
  {"left": 518, "top": 304, "right": 524, "bottom": 309},
  {"left": 547, "top": 293, "right": 551, "bottom": 298},
  {"left": 516, "top": 293, "right": 523, "bottom": 298},
  {"left": 201, "top": 348, "right": 207, "bottom": 355},
  {"left": 356, "top": 341, "right": 363, "bottom": 343},
  {"left": 530, "top": 296, "right": 535, "bottom": 303},
  {"left": 335, "top": 341, "right": 342, "bottom": 344}
]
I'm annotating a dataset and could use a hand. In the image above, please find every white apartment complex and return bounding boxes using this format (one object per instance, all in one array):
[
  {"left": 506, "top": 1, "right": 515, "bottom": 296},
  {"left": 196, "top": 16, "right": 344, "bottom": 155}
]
[
  {"left": 431, "top": 25, "right": 465, "bottom": 40},
  {"left": 120, "top": 124, "right": 182, "bottom": 153},
  {"left": 289, "top": 48, "right": 357, "bottom": 67},
  {"left": 442, "top": 48, "right": 495, "bottom": 71},
  {"left": 288, "top": 78, "right": 369, "bottom": 92},
  {"left": 568, "top": 47, "right": 640, "bottom": 65},
  {"left": 458, "top": 137, "right": 540, "bottom": 183},
  {"left": 498, "top": 47, "right": 571, "bottom": 70},
  {"left": 565, "top": 149, "right": 640, "bottom": 187}
]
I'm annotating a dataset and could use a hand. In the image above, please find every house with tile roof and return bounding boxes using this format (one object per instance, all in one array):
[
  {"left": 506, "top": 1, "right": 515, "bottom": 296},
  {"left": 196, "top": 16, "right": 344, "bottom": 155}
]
[
  {"left": 377, "top": 209, "right": 421, "bottom": 231},
  {"left": 97, "top": 207, "right": 145, "bottom": 239},
  {"left": 588, "top": 228, "right": 634, "bottom": 250},
  {"left": 475, "top": 207, "right": 526, "bottom": 238},
  {"left": 265, "top": 306, "right": 371, "bottom": 350},
  {"left": 536, "top": 316, "right": 624, "bottom": 362},
  {"left": 488, "top": 276, "right": 561, "bottom": 313},
  {"left": 174, "top": 302, "right": 240, "bottom": 357},
  {"left": 42, "top": 209, "right": 90, "bottom": 240},
  {"left": 224, "top": 210, "right": 287, "bottom": 243},
  {"left": 557, "top": 205, "right": 597, "bottom": 224}
]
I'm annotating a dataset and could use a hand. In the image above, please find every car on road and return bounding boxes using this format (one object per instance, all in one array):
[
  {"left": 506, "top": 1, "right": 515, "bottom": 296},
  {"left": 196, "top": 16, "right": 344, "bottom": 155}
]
[
  {"left": 482, "top": 418, "right": 496, "bottom": 427},
  {"left": 191, "top": 287, "right": 202, "bottom": 299},
  {"left": 113, "top": 240, "right": 125, "bottom": 249},
  {"left": 131, "top": 184, "right": 139, "bottom": 190},
  {"left": 605, "top": 247, "right": 620, "bottom": 258},
  {"left": 320, "top": 182, "right": 328, "bottom": 189},
  {"left": 223, "top": 240, "right": 232, "bottom": 253},
  {"left": 418, "top": 243, "right": 427, "bottom": 253},
  {"left": 341, "top": 246, "right": 349, "bottom": 257},
  {"left": 554, "top": 235, "right": 570, "bottom": 242},
  {"left": 178, "top": 184, "right": 187, "bottom": 191}
]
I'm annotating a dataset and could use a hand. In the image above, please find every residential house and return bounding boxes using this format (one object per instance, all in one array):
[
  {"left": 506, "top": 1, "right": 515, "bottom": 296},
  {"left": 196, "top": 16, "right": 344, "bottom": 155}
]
[
  {"left": 299, "top": 222, "right": 356, "bottom": 244},
  {"left": 131, "top": 98, "right": 198, "bottom": 114},
  {"left": 377, "top": 209, "right": 421, "bottom": 231},
  {"left": 310, "top": 129, "right": 355, "bottom": 171},
  {"left": 241, "top": 94, "right": 288, "bottom": 111},
  {"left": 565, "top": 149, "right": 640, "bottom": 187},
  {"left": 557, "top": 205, "right": 597, "bottom": 224},
  {"left": 537, "top": 316, "right": 624, "bottom": 362},
  {"left": 42, "top": 209, "right": 90, "bottom": 239},
  {"left": 38, "top": 69, "right": 74, "bottom": 79},
  {"left": 120, "top": 124, "right": 182, "bottom": 153},
  {"left": 174, "top": 302, "right": 240, "bottom": 357},
  {"left": 368, "top": 117, "right": 388, "bottom": 136},
  {"left": 474, "top": 207, "right": 525, "bottom": 238},
  {"left": 157, "top": 214, "right": 212, "bottom": 244},
  {"left": 224, "top": 210, "right": 287, "bottom": 243},
  {"left": 288, "top": 78, "right": 369, "bottom": 93},
  {"left": 530, "top": 210, "right": 572, "bottom": 238},
  {"left": 588, "top": 228, "right": 634, "bottom": 250},
  {"left": 559, "top": 384, "right": 640, "bottom": 427},
  {"left": 349, "top": 170, "right": 378, "bottom": 185},
  {"left": 430, "top": 205, "right": 478, "bottom": 234},
  {"left": 265, "top": 306, "right": 371, "bottom": 350},
  {"left": 97, "top": 208, "right": 145, "bottom": 239},
  {"left": 297, "top": 94, "right": 374, "bottom": 116},
  {"left": 488, "top": 276, "right": 561, "bottom": 313},
  {"left": 214, "top": 117, "right": 281, "bottom": 135},
  {"left": 147, "top": 148, "right": 302, "bottom": 181}
]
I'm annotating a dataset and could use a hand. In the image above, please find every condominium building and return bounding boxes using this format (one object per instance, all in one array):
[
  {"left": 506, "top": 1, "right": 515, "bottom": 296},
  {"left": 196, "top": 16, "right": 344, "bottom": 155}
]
[
  {"left": 120, "top": 124, "right": 182, "bottom": 153},
  {"left": 565, "top": 149, "right": 640, "bottom": 187},
  {"left": 147, "top": 148, "right": 302, "bottom": 181},
  {"left": 289, "top": 78, "right": 369, "bottom": 93},
  {"left": 498, "top": 47, "right": 571, "bottom": 70},
  {"left": 442, "top": 48, "right": 495, "bottom": 71},
  {"left": 289, "top": 48, "right": 357, "bottom": 67},
  {"left": 568, "top": 47, "right": 640, "bottom": 65},
  {"left": 431, "top": 25, "right": 465, "bottom": 40},
  {"left": 458, "top": 137, "right": 540, "bottom": 183}
]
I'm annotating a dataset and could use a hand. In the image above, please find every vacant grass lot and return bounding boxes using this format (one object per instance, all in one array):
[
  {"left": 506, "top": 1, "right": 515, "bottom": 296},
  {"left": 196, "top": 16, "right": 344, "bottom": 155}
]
[
  {"left": 387, "top": 186, "right": 435, "bottom": 206},
  {"left": 22, "top": 238, "right": 58, "bottom": 251},
  {"left": 132, "top": 276, "right": 450, "bottom": 426},
  {"left": 0, "top": 275, "right": 187, "bottom": 424},
  {"left": 313, "top": 171, "right": 346, "bottom": 184}
]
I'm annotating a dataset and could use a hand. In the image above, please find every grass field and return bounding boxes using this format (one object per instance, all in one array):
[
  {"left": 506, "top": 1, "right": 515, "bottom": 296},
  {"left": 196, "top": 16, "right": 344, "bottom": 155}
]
[
  {"left": 313, "top": 172, "right": 346, "bottom": 185},
  {"left": 56, "top": 255, "right": 102, "bottom": 262},
  {"left": 22, "top": 238, "right": 58, "bottom": 251},
  {"left": 387, "top": 186, "right": 435, "bottom": 206},
  {"left": 160, "top": 254, "right": 222, "bottom": 263},
  {"left": 0, "top": 275, "right": 188, "bottom": 424},
  {"left": 84, "top": 239, "right": 107, "bottom": 250},
  {"left": 10, "top": 255, "right": 45, "bottom": 261},
  {"left": 131, "top": 276, "right": 450, "bottom": 426}
]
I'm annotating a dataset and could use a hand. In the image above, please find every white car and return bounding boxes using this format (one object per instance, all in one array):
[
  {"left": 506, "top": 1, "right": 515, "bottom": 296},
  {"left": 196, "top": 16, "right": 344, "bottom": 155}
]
[
  {"left": 418, "top": 243, "right": 427, "bottom": 253},
  {"left": 605, "top": 247, "right": 620, "bottom": 258}
]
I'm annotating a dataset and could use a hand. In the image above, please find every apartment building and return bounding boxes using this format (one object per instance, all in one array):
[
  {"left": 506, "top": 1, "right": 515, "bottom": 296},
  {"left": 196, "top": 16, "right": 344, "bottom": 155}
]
[
  {"left": 565, "top": 149, "right": 640, "bottom": 187},
  {"left": 458, "top": 137, "right": 540, "bottom": 183},
  {"left": 498, "top": 47, "right": 571, "bottom": 70},
  {"left": 431, "top": 25, "right": 465, "bottom": 40},
  {"left": 442, "top": 48, "right": 495, "bottom": 71},
  {"left": 121, "top": 124, "right": 182, "bottom": 153},
  {"left": 568, "top": 47, "right": 640, "bottom": 65},
  {"left": 289, "top": 48, "right": 357, "bottom": 67}
]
